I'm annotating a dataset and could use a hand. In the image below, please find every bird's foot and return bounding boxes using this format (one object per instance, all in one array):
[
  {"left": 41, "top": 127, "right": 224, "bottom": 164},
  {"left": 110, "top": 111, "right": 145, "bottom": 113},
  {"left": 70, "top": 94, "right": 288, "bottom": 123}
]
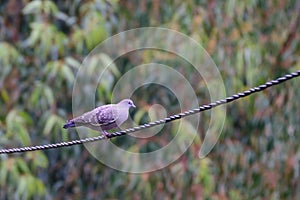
[{"left": 102, "top": 131, "right": 110, "bottom": 140}]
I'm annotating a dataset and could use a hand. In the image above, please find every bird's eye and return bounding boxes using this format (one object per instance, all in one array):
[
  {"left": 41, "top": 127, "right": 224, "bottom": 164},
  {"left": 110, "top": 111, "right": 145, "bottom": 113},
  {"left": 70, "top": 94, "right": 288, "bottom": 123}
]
[{"left": 128, "top": 102, "right": 131, "bottom": 105}]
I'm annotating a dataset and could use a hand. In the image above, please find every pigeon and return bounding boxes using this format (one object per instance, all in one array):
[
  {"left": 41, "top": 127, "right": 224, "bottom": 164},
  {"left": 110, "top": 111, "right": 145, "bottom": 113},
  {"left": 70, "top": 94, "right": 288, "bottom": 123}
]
[{"left": 63, "top": 99, "right": 136, "bottom": 138}]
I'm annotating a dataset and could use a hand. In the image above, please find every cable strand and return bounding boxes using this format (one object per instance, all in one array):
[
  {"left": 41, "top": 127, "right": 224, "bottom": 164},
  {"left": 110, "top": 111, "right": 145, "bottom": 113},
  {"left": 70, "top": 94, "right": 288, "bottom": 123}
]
[{"left": 1, "top": 70, "right": 300, "bottom": 154}]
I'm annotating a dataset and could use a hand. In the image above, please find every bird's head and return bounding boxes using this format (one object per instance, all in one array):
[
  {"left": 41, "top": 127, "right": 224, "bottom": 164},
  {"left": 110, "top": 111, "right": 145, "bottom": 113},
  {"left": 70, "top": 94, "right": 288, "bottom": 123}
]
[{"left": 118, "top": 99, "right": 136, "bottom": 109}]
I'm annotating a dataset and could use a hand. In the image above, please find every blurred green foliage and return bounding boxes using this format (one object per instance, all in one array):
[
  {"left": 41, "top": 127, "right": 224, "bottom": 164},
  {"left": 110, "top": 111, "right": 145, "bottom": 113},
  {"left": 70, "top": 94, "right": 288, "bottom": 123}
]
[{"left": 0, "top": 0, "right": 300, "bottom": 199}]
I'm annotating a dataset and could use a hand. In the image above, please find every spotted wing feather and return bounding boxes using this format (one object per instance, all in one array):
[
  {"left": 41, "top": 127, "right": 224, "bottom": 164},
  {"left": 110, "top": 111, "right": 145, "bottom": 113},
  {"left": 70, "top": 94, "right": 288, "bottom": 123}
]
[{"left": 72, "top": 105, "right": 118, "bottom": 127}]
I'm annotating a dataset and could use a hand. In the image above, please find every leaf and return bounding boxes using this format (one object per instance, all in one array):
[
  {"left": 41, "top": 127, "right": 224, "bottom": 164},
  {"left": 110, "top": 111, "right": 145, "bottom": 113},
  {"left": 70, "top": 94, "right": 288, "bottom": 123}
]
[
  {"left": 55, "top": 31, "right": 68, "bottom": 55},
  {"left": 83, "top": 12, "right": 107, "bottom": 50},
  {"left": 34, "top": 152, "right": 49, "bottom": 169},
  {"left": 16, "top": 158, "right": 30, "bottom": 174},
  {"left": 43, "top": 0, "right": 58, "bottom": 14},
  {"left": 134, "top": 109, "right": 147, "bottom": 124},
  {"left": 43, "top": 114, "right": 57, "bottom": 135},
  {"left": 99, "top": 53, "right": 121, "bottom": 77},
  {"left": 24, "top": 23, "right": 42, "bottom": 46},
  {"left": 172, "top": 119, "right": 198, "bottom": 140},
  {"left": 16, "top": 123, "right": 31, "bottom": 146},
  {"left": 29, "top": 83, "right": 42, "bottom": 106},
  {"left": 29, "top": 82, "right": 54, "bottom": 110},
  {"left": 18, "top": 111, "right": 33, "bottom": 125},
  {"left": 55, "top": 11, "right": 76, "bottom": 25},
  {"left": 86, "top": 25, "right": 107, "bottom": 51},
  {"left": 0, "top": 42, "right": 21, "bottom": 65},
  {"left": 9, "top": 159, "right": 19, "bottom": 183},
  {"left": 60, "top": 64, "right": 75, "bottom": 84},
  {"left": 23, "top": 0, "right": 58, "bottom": 14},
  {"left": 44, "top": 85, "right": 54, "bottom": 106},
  {"left": 56, "top": 117, "right": 69, "bottom": 140},
  {"left": 65, "top": 57, "right": 81, "bottom": 69},
  {"left": 35, "top": 177, "right": 46, "bottom": 196},
  {"left": 45, "top": 60, "right": 60, "bottom": 80},
  {"left": 0, "top": 65, "right": 11, "bottom": 84},
  {"left": 16, "top": 176, "right": 27, "bottom": 198},
  {"left": 87, "top": 56, "right": 99, "bottom": 76},
  {"left": 23, "top": 1, "right": 42, "bottom": 14},
  {"left": 0, "top": 162, "right": 8, "bottom": 186},
  {"left": 5, "top": 110, "right": 32, "bottom": 145},
  {"left": 0, "top": 89, "right": 10, "bottom": 104},
  {"left": 71, "top": 27, "right": 85, "bottom": 53}
]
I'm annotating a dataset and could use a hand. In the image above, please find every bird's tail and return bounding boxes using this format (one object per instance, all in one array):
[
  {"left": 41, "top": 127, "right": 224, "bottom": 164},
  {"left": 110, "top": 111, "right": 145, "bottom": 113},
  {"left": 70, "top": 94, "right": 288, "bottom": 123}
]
[{"left": 63, "top": 120, "right": 76, "bottom": 129}]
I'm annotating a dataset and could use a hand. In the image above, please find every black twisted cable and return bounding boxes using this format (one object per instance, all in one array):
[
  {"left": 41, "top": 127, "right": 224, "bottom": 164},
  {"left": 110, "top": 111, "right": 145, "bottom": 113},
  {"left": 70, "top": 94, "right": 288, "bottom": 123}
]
[{"left": 1, "top": 70, "right": 300, "bottom": 154}]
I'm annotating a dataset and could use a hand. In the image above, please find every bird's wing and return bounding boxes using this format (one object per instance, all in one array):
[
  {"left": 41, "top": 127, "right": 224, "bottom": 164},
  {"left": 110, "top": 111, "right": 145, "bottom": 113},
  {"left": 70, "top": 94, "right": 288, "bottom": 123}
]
[{"left": 73, "top": 105, "right": 118, "bottom": 126}]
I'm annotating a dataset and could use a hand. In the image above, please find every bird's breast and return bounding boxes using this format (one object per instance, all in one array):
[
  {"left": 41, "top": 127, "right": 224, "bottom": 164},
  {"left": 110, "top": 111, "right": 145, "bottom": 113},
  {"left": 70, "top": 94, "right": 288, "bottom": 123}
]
[{"left": 115, "top": 108, "right": 129, "bottom": 126}]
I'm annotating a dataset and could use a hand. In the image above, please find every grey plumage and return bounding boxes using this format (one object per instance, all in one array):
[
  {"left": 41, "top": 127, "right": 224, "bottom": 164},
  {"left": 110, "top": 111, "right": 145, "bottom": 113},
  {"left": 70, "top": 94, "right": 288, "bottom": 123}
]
[{"left": 63, "top": 99, "right": 136, "bottom": 137}]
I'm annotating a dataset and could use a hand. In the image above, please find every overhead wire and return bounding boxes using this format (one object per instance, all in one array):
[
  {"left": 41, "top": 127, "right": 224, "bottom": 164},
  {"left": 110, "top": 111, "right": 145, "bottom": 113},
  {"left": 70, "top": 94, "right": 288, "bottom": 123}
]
[{"left": 1, "top": 70, "right": 300, "bottom": 154}]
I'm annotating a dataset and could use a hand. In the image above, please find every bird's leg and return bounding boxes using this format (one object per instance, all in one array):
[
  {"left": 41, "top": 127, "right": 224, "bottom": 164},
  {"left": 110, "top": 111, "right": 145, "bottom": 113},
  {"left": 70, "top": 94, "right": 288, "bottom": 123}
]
[{"left": 102, "top": 130, "right": 110, "bottom": 140}]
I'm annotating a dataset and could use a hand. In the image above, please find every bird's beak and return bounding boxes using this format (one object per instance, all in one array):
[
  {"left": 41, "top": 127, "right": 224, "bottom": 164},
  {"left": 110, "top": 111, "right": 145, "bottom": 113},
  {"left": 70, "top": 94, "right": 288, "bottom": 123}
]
[{"left": 132, "top": 104, "right": 136, "bottom": 108}]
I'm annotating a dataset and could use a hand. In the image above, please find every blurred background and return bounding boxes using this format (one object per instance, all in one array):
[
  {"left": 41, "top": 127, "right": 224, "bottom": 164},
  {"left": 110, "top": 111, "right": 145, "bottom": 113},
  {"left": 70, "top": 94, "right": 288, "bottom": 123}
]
[{"left": 0, "top": 0, "right": 300, "bottom": 199}]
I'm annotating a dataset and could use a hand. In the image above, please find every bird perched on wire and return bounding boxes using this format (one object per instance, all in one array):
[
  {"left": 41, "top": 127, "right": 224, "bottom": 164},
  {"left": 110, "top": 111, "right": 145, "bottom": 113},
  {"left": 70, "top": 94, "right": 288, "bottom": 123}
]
[{"left": 63, "top": 99, "right": 136, "bottom": 138}]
